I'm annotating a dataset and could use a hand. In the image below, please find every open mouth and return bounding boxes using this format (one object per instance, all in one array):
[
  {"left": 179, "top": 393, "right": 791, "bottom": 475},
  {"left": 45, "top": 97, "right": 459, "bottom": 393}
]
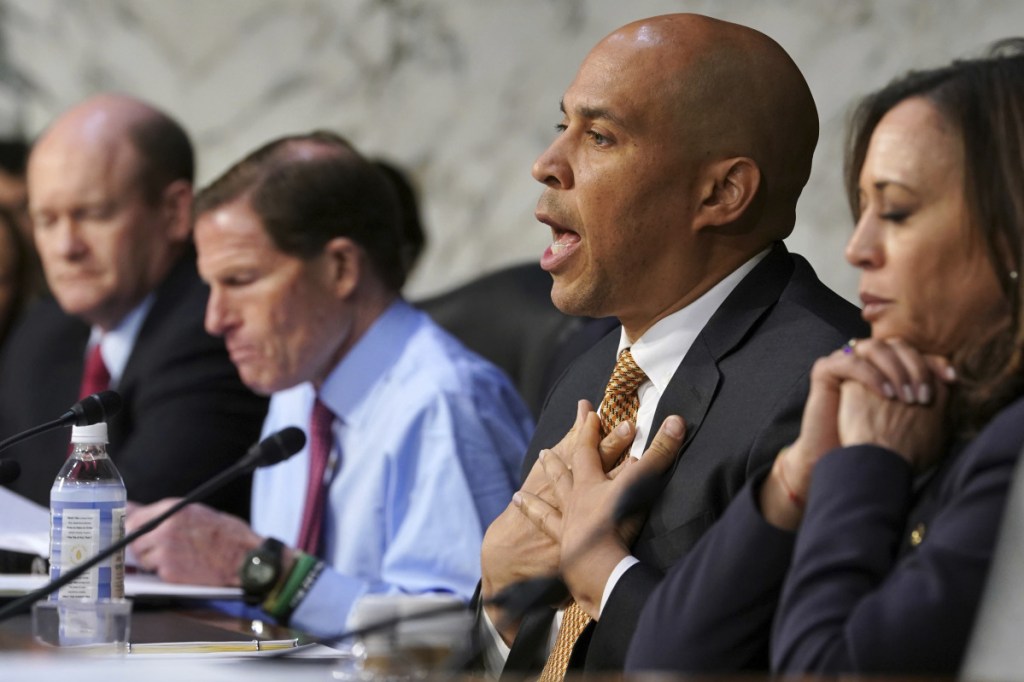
[{"left": 540, "top": 223, "right": 581, "bottom": 272}]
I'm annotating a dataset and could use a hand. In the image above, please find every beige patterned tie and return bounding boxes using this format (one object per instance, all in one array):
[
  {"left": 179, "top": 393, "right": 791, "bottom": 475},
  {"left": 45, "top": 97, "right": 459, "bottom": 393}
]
[{"left": 538, "top": 348, "right": 647, "bottom": 682}]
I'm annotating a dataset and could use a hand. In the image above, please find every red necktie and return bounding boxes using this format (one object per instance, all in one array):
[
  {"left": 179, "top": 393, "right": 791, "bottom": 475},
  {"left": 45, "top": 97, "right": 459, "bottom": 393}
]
[
  {"left": 79, "top": 343, "right": 111, "bottom": 399},
  {"left": 296, "top": 398, "right": 335, "bottom": 557}
]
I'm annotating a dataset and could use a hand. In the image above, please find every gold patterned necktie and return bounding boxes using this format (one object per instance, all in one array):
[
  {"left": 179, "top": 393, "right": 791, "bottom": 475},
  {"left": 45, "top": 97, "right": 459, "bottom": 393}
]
[{"left": 538, "top": 348, "right": 648, "bottom": 682}]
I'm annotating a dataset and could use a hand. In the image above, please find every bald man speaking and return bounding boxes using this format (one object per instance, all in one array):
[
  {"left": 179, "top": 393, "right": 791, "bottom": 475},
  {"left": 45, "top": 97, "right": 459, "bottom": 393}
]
[{"left": 478, "top": 13, "right": 866, "bottom": 678}]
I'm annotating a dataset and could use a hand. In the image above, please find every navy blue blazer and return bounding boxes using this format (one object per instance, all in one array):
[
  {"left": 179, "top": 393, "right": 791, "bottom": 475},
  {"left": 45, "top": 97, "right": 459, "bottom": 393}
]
[
  {"left": 502, "top": 243, "right": 867, "bottom": 674},
  {"left": 626, "top": 394, "right": 1024, "bottom": 675}
]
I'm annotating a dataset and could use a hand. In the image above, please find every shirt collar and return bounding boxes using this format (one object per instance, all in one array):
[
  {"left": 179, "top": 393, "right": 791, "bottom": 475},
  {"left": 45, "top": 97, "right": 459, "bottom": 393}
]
[
  {"left": 317, "top": 299, "right": 418, "bottom": 425},
  {"left": 88, "top": 293, "right": 156, "bottom": 387},
  {"left": 618, "top": 248, "right": 770, "bottom": 392}
]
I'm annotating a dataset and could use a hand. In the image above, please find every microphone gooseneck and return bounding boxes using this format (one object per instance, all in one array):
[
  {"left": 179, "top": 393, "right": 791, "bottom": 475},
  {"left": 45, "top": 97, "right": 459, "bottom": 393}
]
[
  {"left": 0, "top": 427, "right": 306, "bottom": 623},
  {"left": 0, "top": 391, "right": 124, "bottom": 454}
]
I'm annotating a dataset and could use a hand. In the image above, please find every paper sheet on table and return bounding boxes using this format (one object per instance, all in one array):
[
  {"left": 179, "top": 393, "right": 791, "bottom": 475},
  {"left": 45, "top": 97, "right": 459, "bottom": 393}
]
[
  {"left": 0, "top": 486, "right": 145, "bottom": 565},
  {"left": 0, "top": 572, "right": 242, "bottom": 599},
  {"left": 0, "top": 485, "right": 49, "bottom": 557}
]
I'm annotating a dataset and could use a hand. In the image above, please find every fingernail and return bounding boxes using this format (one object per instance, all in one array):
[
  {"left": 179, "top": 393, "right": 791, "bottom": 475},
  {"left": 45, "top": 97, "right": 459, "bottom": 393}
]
[
  {"left": 945, "top": 365, "right": 957, "bottom": 381},
  {"left": 883, "top": 382, "right": 896, "bottom": 399},
  {"left": 512, "top": 492, "right": 522, "bottom": 507},
  {"left": 902, "top": 384, "right": 915, "bottom": 403},
  {"left": 614, "top": 421, "right": 631, "bottom": 436},
  {"left": 917, "top": 384, "right": 931, "bottom": 404},
  {"left": 538, "top": 449, "right": 547, "bottom": 461},
  {"left": 663, "top": 416, "right": 684, "bottom": 438}
]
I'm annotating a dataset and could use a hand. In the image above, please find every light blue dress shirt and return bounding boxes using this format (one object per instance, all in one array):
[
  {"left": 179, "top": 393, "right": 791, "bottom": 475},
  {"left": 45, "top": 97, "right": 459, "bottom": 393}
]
[{"left": 252, "top": 300, "right": 533, "bottom": 636}]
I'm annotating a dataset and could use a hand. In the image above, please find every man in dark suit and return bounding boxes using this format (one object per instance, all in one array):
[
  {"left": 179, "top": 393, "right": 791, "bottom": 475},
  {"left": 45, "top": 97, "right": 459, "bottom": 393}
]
[
  {"left": 478, "top": 13, "right": 867, "bottom": 678},
  {"left": 0, "top": 94, "right": 267, "bottom": 521}
]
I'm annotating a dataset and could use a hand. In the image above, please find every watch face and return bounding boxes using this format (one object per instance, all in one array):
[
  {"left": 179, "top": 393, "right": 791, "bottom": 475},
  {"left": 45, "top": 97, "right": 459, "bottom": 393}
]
[
  {"left": 242, "top": 540, "right": 283, "bottom": 600},
  {"left": 247, "top": 556, "right": 276, "bottom": 586}
]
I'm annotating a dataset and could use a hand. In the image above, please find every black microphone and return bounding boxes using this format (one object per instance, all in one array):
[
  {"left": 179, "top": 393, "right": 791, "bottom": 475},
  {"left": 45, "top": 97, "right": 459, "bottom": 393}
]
[
  {"left": 0, "top": 426, "right": 307, "bottom": 622},
  {"left": 0, "top": 459, "right": 20, "bottom": 485},
  {"left": 0, "top": 390, "right": 123, "bottom": 454}
]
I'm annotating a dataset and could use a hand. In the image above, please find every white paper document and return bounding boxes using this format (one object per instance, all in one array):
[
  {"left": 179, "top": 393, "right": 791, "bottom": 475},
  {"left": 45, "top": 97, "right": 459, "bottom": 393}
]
[
  {"left": 0, "top": 572, "right": 241, "bottom": 599},
  {"left": 0, "top": 485, "right": 50, "bottom": 557}
]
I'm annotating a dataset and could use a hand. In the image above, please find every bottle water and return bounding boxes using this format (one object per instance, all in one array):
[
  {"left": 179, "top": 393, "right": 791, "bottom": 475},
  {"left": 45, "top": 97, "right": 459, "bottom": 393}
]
[{"left": 49, "top": 422, "right": 126, "bottom": 601}]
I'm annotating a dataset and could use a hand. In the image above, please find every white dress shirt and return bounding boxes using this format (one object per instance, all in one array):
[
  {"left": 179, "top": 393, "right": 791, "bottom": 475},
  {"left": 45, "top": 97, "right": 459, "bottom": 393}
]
[{"left": 85, "top": 294, "right": 155, "bottom": 389}]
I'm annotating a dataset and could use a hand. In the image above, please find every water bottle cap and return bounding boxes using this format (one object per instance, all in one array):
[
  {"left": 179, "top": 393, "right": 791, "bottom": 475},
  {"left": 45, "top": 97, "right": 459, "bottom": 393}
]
[{"left": 71, "top": 422, "right": 108, "bottom": 444}]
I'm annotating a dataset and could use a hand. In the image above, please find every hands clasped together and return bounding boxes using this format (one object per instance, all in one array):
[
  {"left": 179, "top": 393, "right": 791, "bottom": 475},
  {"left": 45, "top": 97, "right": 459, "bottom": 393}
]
[
  {"left": 481, "top": 400, "right": 686, "bottom": 641},
  {"left": 763, "top": 336, "right": 957, "bottom": 530}
]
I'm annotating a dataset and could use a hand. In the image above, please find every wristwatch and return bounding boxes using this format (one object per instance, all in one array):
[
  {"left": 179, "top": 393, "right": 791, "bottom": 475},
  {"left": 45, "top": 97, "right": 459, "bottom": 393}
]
[{"left": 239, "top": 537, "right": 284, "bottom": 605}]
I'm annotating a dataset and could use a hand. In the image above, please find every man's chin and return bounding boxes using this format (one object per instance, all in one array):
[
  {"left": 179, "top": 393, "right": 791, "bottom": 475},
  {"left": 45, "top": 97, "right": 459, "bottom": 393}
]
[
  {"left": 52, "top": 293, "right": 106, "bottom": 325},
  {"left": 550, "top": 281, "right": 606, "bottom": 319},
  {"left": 239, "top": 369, "right": 292, "bottom": 397}
]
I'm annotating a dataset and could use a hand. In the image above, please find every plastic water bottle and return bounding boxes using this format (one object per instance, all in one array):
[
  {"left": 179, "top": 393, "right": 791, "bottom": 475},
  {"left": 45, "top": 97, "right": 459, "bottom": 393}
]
[{"left": 49, "top": 422, "right": 126, "bottom": 600}]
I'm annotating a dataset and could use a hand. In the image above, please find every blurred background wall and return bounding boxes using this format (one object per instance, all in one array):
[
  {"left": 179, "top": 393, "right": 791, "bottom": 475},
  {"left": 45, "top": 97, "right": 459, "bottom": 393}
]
[{"left": 0, "top": 0, "right": 1019, "bottom": 302}]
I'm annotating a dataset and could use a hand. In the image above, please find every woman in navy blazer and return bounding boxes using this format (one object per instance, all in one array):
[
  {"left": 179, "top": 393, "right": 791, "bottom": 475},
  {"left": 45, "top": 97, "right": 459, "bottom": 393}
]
[{"left": 617, "top": 40, "right": 1024, "bottom": 676}]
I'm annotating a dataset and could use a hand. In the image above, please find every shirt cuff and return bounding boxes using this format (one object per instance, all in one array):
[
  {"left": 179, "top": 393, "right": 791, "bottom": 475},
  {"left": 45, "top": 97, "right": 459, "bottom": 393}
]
[
  {"left": 479, "top": 600, "right": 512, "bottom": 678},
  {"left": 599, "top": 555, "right": 640, "bottom": 616}
]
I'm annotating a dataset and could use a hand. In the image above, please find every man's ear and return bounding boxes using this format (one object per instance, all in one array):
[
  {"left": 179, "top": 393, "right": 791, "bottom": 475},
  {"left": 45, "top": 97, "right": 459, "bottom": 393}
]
[
  {"left": 160, "top": 179, "right": 195, "bottom": 242},
  {"left": 693, "top": 157, "right": 761, "bottom": 231},
  {"left": 323, "top": 236, "right": 361, "bottom": 299}
]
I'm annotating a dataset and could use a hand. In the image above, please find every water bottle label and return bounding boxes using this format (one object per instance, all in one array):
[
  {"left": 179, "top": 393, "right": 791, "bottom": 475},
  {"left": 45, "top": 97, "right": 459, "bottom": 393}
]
[{"left": 50, "top": 499, "right": 125, "bottom": 600}]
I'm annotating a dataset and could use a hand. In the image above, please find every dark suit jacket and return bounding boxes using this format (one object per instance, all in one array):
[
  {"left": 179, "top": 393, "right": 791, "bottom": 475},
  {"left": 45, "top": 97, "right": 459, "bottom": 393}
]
[
  {"left": 626, "top": 395, "right": 1024, "bottom": 676},
  {"left": 0, "top": 250, "right": 268, "bottom": 518},
  {"left": 502, "top": 243, "right": 867, "bottom": 674}
]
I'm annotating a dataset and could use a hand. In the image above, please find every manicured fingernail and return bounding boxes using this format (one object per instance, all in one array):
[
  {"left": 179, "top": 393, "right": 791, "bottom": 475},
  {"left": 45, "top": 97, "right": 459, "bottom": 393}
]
[
  {"left": 917, "top": 384, "right": 931, "bottom": 404},
  {"left": 512, "top": 492, "right": 522, "bottom": 507},
  {"left": 614, "top": 421, "right": 631, "bottom": 437},
  {"left": 538, "top": 449, "right": 548, "bottom": 461},
  {"left": 902, "top": 384, "right": 915, "bottom": 403},
  {"left": 663, "top": 416, "right": 684, "bottom": 438},
  {"left": 883, "top": 382, "right": 896, "bottom": 399}
]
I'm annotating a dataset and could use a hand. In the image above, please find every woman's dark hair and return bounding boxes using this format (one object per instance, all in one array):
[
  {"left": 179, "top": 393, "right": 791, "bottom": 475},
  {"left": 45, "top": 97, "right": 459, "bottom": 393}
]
[
  {"left": 845, "top": 39, "right": 1024, "bottom": 434},
  {"left": 195, "top": 131, "right": 406, "bottom": 292}
]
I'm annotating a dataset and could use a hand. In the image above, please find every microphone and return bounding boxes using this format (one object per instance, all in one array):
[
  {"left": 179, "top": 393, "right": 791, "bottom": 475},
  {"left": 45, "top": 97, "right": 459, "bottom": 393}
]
[
  {"left": 0, "top": 459, "right": 20, "bottom": 484},
  {"left": 0, "top": 426, "right": 307, "bottom": 622},
  {"left": 61, "top": 390, "right": 123, "bottom": 427},
  {"left": 0, "top": 390, "right": 123, "bottom": 454}
]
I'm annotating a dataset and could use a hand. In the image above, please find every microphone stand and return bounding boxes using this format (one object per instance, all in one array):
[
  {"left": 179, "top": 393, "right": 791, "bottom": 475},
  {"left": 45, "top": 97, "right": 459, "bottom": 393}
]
[
  {"left": 0, "top": 391, "right": 123, "bottom": 454},
  {"left": 0, "top": 427, "right": 305, "bottom": 623},
  {"left": 0, "top": 416, "right": 73, "bottom": 453}
]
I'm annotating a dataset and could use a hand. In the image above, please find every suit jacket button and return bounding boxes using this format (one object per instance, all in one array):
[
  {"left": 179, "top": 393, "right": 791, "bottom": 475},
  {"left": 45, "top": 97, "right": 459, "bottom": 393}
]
[{"left": 910, "top": 522, "right": 926, "bottom": 547}]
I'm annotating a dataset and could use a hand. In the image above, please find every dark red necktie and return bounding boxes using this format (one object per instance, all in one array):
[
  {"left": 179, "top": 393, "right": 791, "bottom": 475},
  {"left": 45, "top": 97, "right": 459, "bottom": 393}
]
[
  {"left": 79, "top": 343, "right": 111, "bottom": 399},
  {"left": 296, "top": 398, "right": 335, "bottom": 556}
]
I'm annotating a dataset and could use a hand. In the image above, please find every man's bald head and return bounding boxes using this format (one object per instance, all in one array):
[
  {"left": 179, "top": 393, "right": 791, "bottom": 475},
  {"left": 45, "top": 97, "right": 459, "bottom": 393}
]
[
  {"left": 27, "top": 94, "right": 195, "bottom": 330},
  {"left": 594, "top": 14, "right": 818, "bottom": 240},
  {"left": 532, "top": 13, "right": 818, "bottom": 336},
  {"left": 33, "top": 93, "right": 194, "bottom": 204}
]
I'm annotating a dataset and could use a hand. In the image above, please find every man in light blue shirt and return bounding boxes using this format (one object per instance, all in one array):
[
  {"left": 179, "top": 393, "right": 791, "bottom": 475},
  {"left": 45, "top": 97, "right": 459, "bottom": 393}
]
[{"left": 127, "top": 131, "right": 533, "bottom": 636}]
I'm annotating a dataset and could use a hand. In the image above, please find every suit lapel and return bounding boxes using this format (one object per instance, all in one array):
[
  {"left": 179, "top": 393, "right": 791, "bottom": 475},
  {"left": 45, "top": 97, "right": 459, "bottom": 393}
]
[{"left": 648, "top": 244, "right": 794, "bottom": 453}]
